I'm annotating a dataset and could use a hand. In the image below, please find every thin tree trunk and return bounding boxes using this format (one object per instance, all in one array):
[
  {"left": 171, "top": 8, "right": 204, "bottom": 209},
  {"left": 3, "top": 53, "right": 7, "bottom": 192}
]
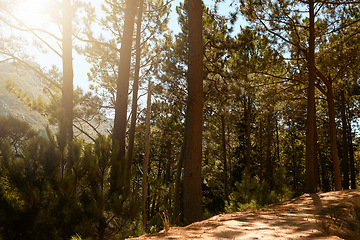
[
  {"left": 112, "top": 0, "right": 137, "bottom": 193},
  {"left": 221, "top": 114, "right": 228, "bottom": 200},
  {"left": 227, "top": 122, "right": 232, "bottom": 175},
  {"left": 290, "top": 128, "right": 298, "bottom": 193},
  {"left": 61, "top": 0, "right": 73, "bottom": 178},
  {"left": 315, "top": 123, "right": 320, "bottom": 187},
  {"left": 173, "top": 144, "right": 184, "bottom": 222},
  {"left": 62, "top": 0, "right": 73, "bottom": 142},
  {"left": 165, "top": 140, "right": 172, "bottom": 184},
  {"left": 340, "top": 90, "right": 349, "bottom": 189},
  {"left": 265, "top": 111, "right": 274, "bottom": 191},
  {"left": 275, "top": 116, "right": 280, "bottom": 162},
  {"left": 305, "top": 0, "right": 318, "bottom": 193},
  {"left": 259, "top": 118, "right": 264, "bottom": 182},
  {"left": 183, "top": 0, "right": 203, "bottom": 225},
  {"left": 319, "top": 145, "right": 331, "bottom": 192},
  {"left": 143, "top": 79, "right": 151, "bottom": 229},
  {"left": 245, "top": 96, "right": 251, "bottom": 175},
  {"left": 327, "top": 82, "right": 342, "bottom": 191},
  {"left": 348, "top": 113, "right": 356, "bottom": 189},
  {"left": 127, "top": 0, "right": 144, "bottom": 184}
]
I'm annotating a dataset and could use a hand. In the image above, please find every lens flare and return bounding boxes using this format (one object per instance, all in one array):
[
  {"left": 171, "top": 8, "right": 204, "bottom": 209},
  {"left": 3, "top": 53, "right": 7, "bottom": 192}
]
[{"left": 15, "top": 0, "right": 50, "bottom": 27}]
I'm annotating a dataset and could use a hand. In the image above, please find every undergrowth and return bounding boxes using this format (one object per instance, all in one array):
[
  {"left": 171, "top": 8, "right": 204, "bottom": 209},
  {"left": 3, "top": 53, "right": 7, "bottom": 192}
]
[
  {"left": 319, "top": 203, "right": 360, "bottom": 239},
  {"left": 225, "top": 173, "right": 293, "bottom": 213}
]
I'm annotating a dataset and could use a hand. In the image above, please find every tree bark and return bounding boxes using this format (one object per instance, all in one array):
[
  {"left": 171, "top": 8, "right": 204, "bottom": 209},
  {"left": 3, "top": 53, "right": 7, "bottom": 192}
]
[
  {"left": 127, "top": 0, "right": 144, "bottom": 184},
  {"left": 112, "top": 0, "right": 137, "bottom": 193},
  {"left": 183, "top": 0, "right": 203, "bottom": 225},
  {"left": 340, "top": 90, "right": 349, "bottom": 189},
  {"left": 327, "top": 82, "right": 342, "bottom": 191},
  {"left": 305, "top": 0, "right": 318, "bottom": 193}
]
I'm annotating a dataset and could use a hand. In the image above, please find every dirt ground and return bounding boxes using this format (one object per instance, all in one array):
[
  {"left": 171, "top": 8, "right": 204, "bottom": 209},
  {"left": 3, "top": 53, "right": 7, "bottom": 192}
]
[{"left": 128, "top": 190, "right": 360, "bottom": 240}]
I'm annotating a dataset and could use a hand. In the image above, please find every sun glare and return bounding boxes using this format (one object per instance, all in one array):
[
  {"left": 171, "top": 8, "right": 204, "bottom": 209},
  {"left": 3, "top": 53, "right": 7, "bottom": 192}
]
[{"left": 15, "top": 0, "right": 50, "bottom": 27}]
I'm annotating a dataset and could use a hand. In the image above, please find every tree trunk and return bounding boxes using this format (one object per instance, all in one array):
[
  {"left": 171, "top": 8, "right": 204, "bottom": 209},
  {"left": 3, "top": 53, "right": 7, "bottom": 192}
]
[
  {"left": 340, "top": 90, "right": 349, "bottom": 189},
  {"left": 259, "top": 118, "right": 264, "bottom": 182},
  {"left": 305, "top": 0, "right": 318, "bottom": 193},
  {"left": 183, "top": 0, "right": 203, "bottom": 225},
  {"left": 327, "top": 82, "right": 342, "bottom": 191},
  {"left": 173, "top": 144, "right": 184, "bottom": 222},
  {"left": 143, "top": 78, "right": 151, "bottom": 229},
  {"left": 245, "top": 96, "right": 251, "bottom": 175},
  {"left": 314, "top": 124, "right": 320, "bottom": 188},
  {"left": 165, "top": 139, "right": 172, "bottom": 184},
  {"left": 62, "top": 0, "right": 73, "bottom": 141},
  {"left": 227, "top": 122, "right": 232, "bottom": 175},
  {"left": 348, "top": 113, "right": 356, "bottom": 189},
  {"left": 112, "top": 0, "right": 137, "bottom": 193},
  {"left": 221, "top": 114, "right": 228, "bottom": 200},
  {"left": 127, "top": 0, "right": 144, "bottom": 184},
  {"left": 275, "top": 116, "right": 280, "bottom": 162},
  {"left": 319, "top": 146, "right": 331, "bottom": 192},
  {"left": 265, "top": 110, "right": 274, "bottom": 191}
]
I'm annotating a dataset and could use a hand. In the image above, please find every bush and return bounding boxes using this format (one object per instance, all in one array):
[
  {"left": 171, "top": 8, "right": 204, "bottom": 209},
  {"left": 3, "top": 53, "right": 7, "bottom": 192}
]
[
  {"left": 225, "top": 172, "right": 292, "bottom": 213},
  {"left": 0, "top": 126, "right": 140, "bottom": 239}
]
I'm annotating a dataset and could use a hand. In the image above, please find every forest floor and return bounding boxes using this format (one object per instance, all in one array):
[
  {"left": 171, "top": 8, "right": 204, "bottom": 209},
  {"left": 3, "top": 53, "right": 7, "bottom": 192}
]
[{"left": 128, "top": 190, "right": 360, "bottom": 239}]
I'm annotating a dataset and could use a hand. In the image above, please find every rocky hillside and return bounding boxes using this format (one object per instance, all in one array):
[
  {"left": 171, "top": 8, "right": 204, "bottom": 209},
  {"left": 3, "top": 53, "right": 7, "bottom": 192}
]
[
  {"left": 0, "top": 62, "right": 112, "bottom": 139},
  {"left": 0, "top": 62, "right": 48, "bottom": 135}
]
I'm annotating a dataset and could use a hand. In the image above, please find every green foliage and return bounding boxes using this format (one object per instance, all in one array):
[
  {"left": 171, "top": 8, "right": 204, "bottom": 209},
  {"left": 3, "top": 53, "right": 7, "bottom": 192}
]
[
  {"left": 0, "top": 115, "right": 38, "bottom": 153},
  {"left": 1, "top": 0, "right": 360, "bottom": 236},
  {"left": 0, "top": 122, "right": 141, "bottom": 239},
  {"left": 225, "top": 171, "right": 293, "bottom": 213}
]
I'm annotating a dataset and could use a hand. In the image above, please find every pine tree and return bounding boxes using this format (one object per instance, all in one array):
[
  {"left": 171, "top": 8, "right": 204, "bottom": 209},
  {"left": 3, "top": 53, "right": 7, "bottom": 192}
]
[{"left": 183, "top": 0, "right": 203, "bottom": 224}]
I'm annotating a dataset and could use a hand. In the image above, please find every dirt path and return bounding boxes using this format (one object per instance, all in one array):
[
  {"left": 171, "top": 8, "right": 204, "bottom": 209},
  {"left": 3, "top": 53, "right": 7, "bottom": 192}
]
[{"left": 129, "top": 190, "right": 360, "bottom": 239}]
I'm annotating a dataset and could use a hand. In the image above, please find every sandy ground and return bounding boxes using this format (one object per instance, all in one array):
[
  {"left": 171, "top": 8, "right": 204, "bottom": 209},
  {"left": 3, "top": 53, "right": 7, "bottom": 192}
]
[{"left": 128, "top": 190, "right": 360, "bottom": 240}]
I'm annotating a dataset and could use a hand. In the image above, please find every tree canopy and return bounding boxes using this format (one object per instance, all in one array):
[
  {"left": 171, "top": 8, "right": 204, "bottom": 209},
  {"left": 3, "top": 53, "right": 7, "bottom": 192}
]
[{"left": 1, "top": 0, "right": 360, "bottom": 239}]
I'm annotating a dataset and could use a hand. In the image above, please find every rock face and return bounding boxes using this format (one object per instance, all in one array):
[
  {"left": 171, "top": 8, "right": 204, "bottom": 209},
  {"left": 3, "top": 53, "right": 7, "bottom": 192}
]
[
  {"left": 0, "top": 62, "right": 48, "bottom": 132},
  {"left": 0, "top": 100, "right": 11, "bottom": 116}
]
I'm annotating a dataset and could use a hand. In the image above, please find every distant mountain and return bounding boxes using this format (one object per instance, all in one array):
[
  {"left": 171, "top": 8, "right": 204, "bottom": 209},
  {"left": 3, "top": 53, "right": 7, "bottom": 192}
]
[
  {"left": 0, "top": 62, "right": 112, "bottom": 140},
  {"left": 0, "top": 62, "right": 48, "bottom": 135}
]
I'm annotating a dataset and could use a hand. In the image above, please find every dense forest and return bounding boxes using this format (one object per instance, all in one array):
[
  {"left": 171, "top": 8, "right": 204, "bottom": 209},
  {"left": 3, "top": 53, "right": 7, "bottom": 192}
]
[{"left": 0, "top": 0, "right": 360, "bottom": 239}]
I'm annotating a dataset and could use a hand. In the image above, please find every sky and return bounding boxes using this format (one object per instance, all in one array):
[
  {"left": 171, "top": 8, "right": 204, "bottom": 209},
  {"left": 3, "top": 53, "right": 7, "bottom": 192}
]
[{"left": 14, "top": 0, "right": 239, "bottom": 91}]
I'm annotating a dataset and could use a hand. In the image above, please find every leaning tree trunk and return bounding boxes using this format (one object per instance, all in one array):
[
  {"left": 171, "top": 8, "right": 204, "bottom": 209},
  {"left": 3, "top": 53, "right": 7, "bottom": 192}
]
[
  {"left": 112, "top": 0, "right": 138, "bottom": 194},
  {"left": 183, "top": 0, "right": 203, "bottom": 225}
]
